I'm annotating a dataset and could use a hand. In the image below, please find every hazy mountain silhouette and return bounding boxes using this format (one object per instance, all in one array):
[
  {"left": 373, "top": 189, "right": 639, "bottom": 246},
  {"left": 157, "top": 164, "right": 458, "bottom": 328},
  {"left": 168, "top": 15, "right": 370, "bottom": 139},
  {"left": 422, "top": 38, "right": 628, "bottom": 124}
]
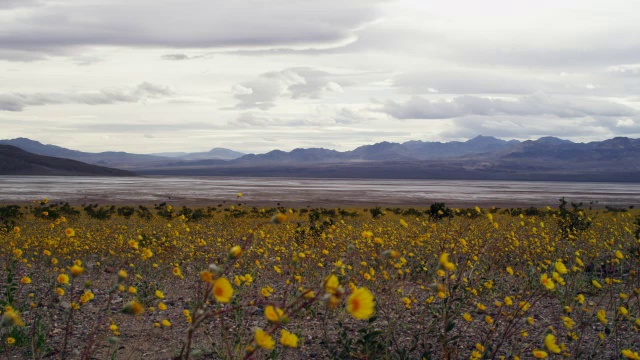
[
  {"left": 137, "top": 136, "right": 640, "bottom": 182},
  {"left": 0, "top": 145, "right": 135, "bottom": 176},
  {"left": 3, "top": 136, "right": 640, "bottom": 182},
  {"left": 151, "top": 148, "right": 245, "bottom": 160},
  {"left": 0, "top": 138, "right": 244, "bottom": 168}
]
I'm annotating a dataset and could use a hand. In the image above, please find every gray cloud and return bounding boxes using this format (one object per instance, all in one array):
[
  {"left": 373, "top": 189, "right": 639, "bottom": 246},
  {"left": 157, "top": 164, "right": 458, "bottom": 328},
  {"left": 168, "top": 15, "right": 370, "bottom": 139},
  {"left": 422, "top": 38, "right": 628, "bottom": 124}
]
[
  {"left": 607, "top": 64, "right": 640, "bottom": 77},
  {"left": 230, "top": 112, "right": 329, "bottom": 128},
  {"left": 393, "top": 70, "right": 554, "bottom": 95},
  {"left": 0, "top": 0, "right": 41, "bottom": 9},
  {"left": 161, "top": 54, "right": 191, "bottom": 61},
  {"left": 0, "top": 82, "right": 174, "bottom": 111},
  {"left": 381, "top": 94, "right": 638, "bottom": 120},
  {"left": 0, "top": 0, "right": 384, "bottom": 59},
  {"left": 230, "top": 105, "right": 370, "bottom": 128},
  {"left": 232, "top": 67, "right": 345, "bottom": 109}
]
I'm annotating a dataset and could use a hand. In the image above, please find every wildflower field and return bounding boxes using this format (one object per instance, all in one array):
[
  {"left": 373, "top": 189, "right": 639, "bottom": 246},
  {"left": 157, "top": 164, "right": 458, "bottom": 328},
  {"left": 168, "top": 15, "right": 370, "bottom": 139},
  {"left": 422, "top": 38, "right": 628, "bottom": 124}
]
[{"left": 1, "top": 199, "right": 640, "bottom": 359}]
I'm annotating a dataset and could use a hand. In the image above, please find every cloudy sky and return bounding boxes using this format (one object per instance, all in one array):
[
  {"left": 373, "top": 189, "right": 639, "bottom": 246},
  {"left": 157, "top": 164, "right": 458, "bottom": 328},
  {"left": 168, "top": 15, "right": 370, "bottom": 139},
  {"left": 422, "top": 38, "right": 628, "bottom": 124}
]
[{"left": 1, "top": 0, "right": 639, "bottom": 154}]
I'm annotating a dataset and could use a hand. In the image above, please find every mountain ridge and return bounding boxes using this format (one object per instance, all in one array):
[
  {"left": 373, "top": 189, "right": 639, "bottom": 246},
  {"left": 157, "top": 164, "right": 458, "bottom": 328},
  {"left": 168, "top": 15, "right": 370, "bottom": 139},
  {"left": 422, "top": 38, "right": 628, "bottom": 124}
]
[
  {"left": 3, "top": 136, "right": 639, "bottom": 182},
  {"left": 0, "top": 145, "right": 135, "bottom": 176}
]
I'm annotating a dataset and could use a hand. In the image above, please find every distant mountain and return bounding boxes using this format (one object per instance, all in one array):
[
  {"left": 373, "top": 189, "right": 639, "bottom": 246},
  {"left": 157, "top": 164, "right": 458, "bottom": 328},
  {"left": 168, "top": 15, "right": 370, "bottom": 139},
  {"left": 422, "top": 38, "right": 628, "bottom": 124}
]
[
  {"left": 235, "top": 148, "right": 344, "bottom": 164},
  {"left": 138, "top": 136, "right": 640, "bottom": 182},
  {"left": 0, "top": 145, "right": 135, "bottom": 176},
  {"left": 0, "top": 138, "right": 169, "bottom": 169},
  {"left": 345, "top": 135, "right": 519, "bottom": 161},
  {"left": 228, "top": 135, "right": 520, "bottom": 164},
  {"left": 0, "top": 138, "right": 244, "bottom": 168},
  {"left": 5, "top": 136, "right": 640, "bottom": 182},
  {"left": 156, "top": 148, "right": 245, "bottom": 161}
]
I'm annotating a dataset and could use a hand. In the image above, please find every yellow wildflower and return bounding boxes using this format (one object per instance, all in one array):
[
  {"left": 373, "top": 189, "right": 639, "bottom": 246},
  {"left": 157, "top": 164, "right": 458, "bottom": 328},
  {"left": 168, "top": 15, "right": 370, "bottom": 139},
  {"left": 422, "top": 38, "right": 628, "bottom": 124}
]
[
  {"left": 532, "top": 350, "right": 548, "bottom": 358},
  {"left": 213, "top": 277, "right": 233, "bottom": 303},
  {"left": 280, "top": 329, "right": 299, "bottom": 348},
  {"left": 347, "top": 287, "right": 375, "bottom": 320},
  {"left": 544, "top": 334, "right": 561, "bottom": 354},
  {"left": 254, "top": 328, "right": 275, "bottom": 350},
  {"left": 264, "top": 306, "right": 286, "bottom": 323}
]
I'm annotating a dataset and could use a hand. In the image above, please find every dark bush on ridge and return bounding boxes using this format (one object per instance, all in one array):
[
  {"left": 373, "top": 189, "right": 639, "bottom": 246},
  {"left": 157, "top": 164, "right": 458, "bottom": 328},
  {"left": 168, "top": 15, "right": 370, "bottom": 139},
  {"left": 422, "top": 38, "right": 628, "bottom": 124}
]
[
  {"left": 428, "top": 202, "right": 453, "bottom": 220},
  {"left": 0, "top": 205, "right": 22, "bottom": 232}
]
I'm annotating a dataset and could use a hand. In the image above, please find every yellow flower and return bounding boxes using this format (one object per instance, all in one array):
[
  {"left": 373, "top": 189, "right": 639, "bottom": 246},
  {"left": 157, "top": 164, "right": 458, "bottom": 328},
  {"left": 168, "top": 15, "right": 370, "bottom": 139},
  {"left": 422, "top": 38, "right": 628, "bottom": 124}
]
[
  {"left": 280, "top": 329, "right": 299, "bottom": 348},
  {"left": 123, "top": 300, "right": 145, "bottom": 315},
  {"left": 6, "top": 337, "right": 15, "bottom": 345},
  {"left": 324, "top": 274, "right": 340, "bottom": 295},
  {"left": 561, "top": 316, "right": 575, "bottom": 329},
  {"left": 158, "top": 302, "right": 167, "bottom": 311},
  {"left": 506, "top": 266, "right": 514, "bottom": 275},
  {"left": 261, "top": 286, "right": 273, "bottom": 298},
  {"left": 118, "top": 269, "right": 127, "bottom": 280},
  {"left": 271, "top": 213, "right": 287, "bottom": 224},
  {"left": 463, "top": 313, "right": 473, "bottom": 322},
  {"left": 155, "top": 290, "right": 165, "bottom": 299},
  {"left": 56, "top": 287, "right": 65, "bottom": 296},
  {"left": 172, "top": 267, "right": 182, "bottom": 277},
  {"left": 1, "top": 310, "right": 25, "bottom": 327},
  {"left": 622, "top": 350, "right": 640, "bottom": 360},
  {"left": 264, "top": 306, "right": 286, "bottom": 323},
  {"left": 532, "top": 350, "right": 548, "bottom": 358},
  {"left": 57, "top": 273, "right": 70, "bottom": 285},
  {"left": 575, "top": 294, "right": 585, "bottom": 304},
  {"left": 65, "top": 228, "right": 75, "bottom": 237},
  {"left": 20, "top": 276, "right": 31, "bottom": 284},
  {"left": 69, "top": 265, "right": 84, "bottom": 277},
  {"left": 554, "top": 260, "right": 568, "bottom": 275},
  {"left": 592, "top": 279, "right": 602, "bottom": 289},
  {"left": 615, "top": 250, "right": 624, "bottom": 259},
  {"left": 230, "top": 245, "right": 242, "bottom": 258},
  {"left": 597, "top": 309, "right": 607, "bottom": 324},
  {"left": 544, "top": 334, "right": 561, "bottom": 354},
  {"left": 213, "top": 277, "right": 233, "bottom": 303},
  {"left": 200, "top": 271, "right": 214, "bottom": 283},
  {"left": 619, "top": 306, "right": 629, "bottom": 316},
  {"left": 346, "top": 287, "right": 375, "bottom": 320},
  {"left": 254, "top": 328, "right": 275, "bottom": 350},
  {"left": 504, "top": 296, "right": 513, "bottom": 306},
  {"left": 128, "top": 286, "right": 137, "bottom": 294},
  {"left": 161, "top": 319, "right": 171, "bottom": 327},
  {"left": 540, "top": 273, "right": 555, "bottom": 290},
  {"left": 439, "top": 252, "right": 456, "bottom": 271}
]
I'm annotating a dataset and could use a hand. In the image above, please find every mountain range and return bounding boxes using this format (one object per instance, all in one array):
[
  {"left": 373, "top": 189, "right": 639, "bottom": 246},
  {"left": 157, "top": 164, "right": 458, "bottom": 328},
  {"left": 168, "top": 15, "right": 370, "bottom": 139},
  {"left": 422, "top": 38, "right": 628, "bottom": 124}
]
[
  {"left": 0, "top": 145, "right": 135, "bottom": 176},
  {"left": 0, "top": 137, "right": 245, "bottom": 169},
  {"left": 1, "top": 136, "right": 639, "bottom": 181}
]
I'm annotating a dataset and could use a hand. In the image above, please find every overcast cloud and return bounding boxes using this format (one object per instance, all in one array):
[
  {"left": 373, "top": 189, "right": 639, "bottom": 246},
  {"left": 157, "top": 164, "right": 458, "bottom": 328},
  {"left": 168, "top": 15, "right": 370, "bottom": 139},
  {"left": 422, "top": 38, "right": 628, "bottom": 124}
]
[{"left": 1, "top": 0, "right": 639, "bottom": 153}]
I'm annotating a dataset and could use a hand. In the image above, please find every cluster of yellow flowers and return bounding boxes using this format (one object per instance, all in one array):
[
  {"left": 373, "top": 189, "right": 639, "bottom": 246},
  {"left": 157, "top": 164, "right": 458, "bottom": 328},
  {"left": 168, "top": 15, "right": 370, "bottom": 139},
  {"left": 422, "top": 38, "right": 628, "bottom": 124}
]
[{"left": 1, "top": 202, "right": 640, "bottom": 359}]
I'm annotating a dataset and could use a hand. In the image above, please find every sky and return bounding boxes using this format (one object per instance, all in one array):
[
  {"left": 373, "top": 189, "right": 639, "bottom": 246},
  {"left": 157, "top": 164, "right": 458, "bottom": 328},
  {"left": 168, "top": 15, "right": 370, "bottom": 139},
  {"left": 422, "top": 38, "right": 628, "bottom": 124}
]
[{"left": 1, "top": 0, "right": 640, "bottom": 154}]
